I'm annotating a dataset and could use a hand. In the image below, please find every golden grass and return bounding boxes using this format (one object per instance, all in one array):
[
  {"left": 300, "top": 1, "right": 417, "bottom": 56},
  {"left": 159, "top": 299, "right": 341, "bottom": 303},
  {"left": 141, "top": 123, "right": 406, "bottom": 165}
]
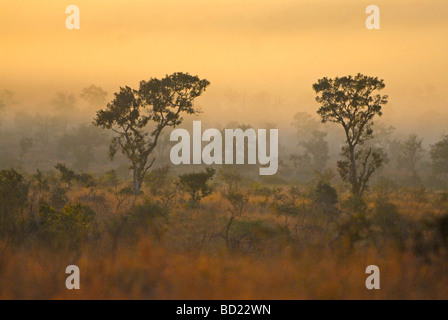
[
  {"left": 1, "top": 239, "right": 447, "bottom": 300},
  {"left": 0, "top": 187, "right": 447, "bottom": 300}
]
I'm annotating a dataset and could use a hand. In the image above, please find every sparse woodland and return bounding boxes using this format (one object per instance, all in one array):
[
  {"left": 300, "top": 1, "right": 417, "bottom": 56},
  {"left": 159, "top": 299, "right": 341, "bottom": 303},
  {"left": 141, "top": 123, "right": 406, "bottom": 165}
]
[{"left": 0, "top": 75, "right": 448, "bottom": 299}]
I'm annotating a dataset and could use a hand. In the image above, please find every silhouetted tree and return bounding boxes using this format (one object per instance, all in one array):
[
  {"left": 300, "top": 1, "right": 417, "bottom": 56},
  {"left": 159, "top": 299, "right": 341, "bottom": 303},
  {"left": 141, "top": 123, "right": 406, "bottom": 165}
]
[
  {"left": 94, "top": 72, "right": 210, "bottom": 195},
  {"left": 223, "top": 188, "right": 250, "bottom": 251},
  {"left": 179, "top": 167, "right": 216, "bottom": 207},
  {"left": 398, "top": 134, "right": 424, "bottom": 177},
  {"left": 313, "top": 74, "right": 388, "bottom": 197},
  {"left": 80, "top": 85, "right": 108, "bottom": 107},
  {"left": 58, "top": 125, "right": 108, "bottom": 171},
  {"left": 430, "top": 135, "right": 448, "bottom": 181},
  {"left": 291, "top": 112, "right": 320, "bottom": 138},
  {"left": 291, "top": 112, "right": 329, "bottom": 173},
  {"left": 0, "top": 169, "right": 29, "bottom": 237},
  {"left": 55, "top": 163, "right": 95, "bottom": 188},
  {"left": 51, "top": 92, "right": 77, "bottom": 112}
]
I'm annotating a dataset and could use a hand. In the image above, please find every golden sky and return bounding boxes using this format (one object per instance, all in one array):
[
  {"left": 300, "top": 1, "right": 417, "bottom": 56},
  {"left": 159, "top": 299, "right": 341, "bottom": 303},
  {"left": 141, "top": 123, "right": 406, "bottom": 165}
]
[{"left": 1, "top": 0, "right": 447, "bottom": 134}]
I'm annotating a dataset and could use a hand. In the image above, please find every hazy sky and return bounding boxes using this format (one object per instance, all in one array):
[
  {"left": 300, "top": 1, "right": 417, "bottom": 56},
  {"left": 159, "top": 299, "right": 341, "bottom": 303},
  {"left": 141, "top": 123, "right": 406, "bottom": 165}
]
[{"left": 1, "top": 0, "right": 447, "bottom": 137}]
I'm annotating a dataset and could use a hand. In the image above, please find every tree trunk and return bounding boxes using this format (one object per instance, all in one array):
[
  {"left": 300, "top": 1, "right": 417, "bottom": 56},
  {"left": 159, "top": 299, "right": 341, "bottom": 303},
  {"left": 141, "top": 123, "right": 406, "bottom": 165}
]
[
  {"left": 225, "top": 215, "right": 235, "bottom": 252},
  {"left": 348, "top": 145, "right": 360, "bottom": 197},
  {"left": 132, "top": 167, "right": 141, "bottom": 196}
]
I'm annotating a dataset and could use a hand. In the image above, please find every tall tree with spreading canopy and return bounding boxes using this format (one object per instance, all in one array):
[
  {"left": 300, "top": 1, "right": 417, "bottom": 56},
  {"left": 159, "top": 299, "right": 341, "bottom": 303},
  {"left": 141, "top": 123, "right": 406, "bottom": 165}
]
[
  {"left": 430, "top": 135, "right": 448, "bottom": 181},
  {"left": 313, "top": 74, "right": 388, "bottom": 197},
  {"left": 94, "top": 72, "right": 210, "bottom": 195}
]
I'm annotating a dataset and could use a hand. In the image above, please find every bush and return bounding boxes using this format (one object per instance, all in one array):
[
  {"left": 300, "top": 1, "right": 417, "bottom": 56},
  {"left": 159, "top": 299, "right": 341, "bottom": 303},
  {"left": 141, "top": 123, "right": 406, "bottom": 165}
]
[
  {"left": 337, "top": 196, "right": 371, "bottom": 248},
  {"left": 371, "top": 198, "right": 409, "bottom": 248},
  {"left": 145, "top": 166, "right": 177, "bottom": 211},
  {"left": 341, "top": 195, "right": 367, "bottom": 213},
  {"left": 144, "top": 166, "right": 171, "bottom": 196},
  {"left": 312, "top": 182, "right": 338, "bottom": 214},
  {"left": 131, "top": 201, "right": 167, "bottom": 221},
  {"left": 437, "top": 214, "right": 448, "bottom": 246},
  {"left": 101, "top": 170, "right": 120, "bottom": 188},
  {"left": 229, "top": 219, "right": 281, "bottom": 253},
  {"left": 39, "top": 202, "right": 95, "bottom": 246},
  {"left": 178, "top": 167, "right": 216, "bottom": 208},
  {"left": 55, "top": 163, "right": 96, "bottom": 188},
  {"left": 49, "top": 184, "right": 69, "bottom": 210},
  {"left": 0, "top": 169, "right": 29, "bottom": 237},
  {"left": 106, "top": 201, "right": 167, "bottom": 250}
]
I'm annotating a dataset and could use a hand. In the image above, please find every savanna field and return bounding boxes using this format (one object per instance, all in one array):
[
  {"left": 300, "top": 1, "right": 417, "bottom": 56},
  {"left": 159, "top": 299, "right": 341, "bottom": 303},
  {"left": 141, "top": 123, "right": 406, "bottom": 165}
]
[
  {"left": 1, "top": 72, "right": 448, "bottom": 300},
  {"left": 1, "top": 165, "right": 448, "bottom": 300},
  {"left": 2, "top": 0, "right": 448, "bottom": 302}
]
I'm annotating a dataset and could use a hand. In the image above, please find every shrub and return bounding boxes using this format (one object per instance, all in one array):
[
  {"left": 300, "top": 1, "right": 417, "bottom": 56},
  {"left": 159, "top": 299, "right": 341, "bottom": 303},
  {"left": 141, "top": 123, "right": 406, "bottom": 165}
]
[
  {"left": 106, "top": 201, "right": 167, "bottom": 250},
  {"left": 228, "top": 219, "right": 280, "bottom": 253},
  {"left": 219, "top": 167, "right": 242, "bottom": 191},
  {"left": 49, "top": 184, "right": 69, "bottom": 210},
  {"left": 312, "top": 182, "right": 338, "bottom": 214},
  {"left": 178, "top": 167, "right": 216, "bottom": 207},
  {"left": 337, "top": 197, "right": 371, "bottom": 248},
  {"left": 101, "top": 170, "right": 120, "bottom": 188},
  {"left": 341, "top": 195, "right": 367, "bottom": 213},
  {"left": 55, "top": 163, "right": 96, "bottom": 188},
  {"left": 145, "top": 166, "right": 177, "bottom": 211},
  {"left": 128, "top": 202, "right": 168, "bottom": 239},
  {"left": 270, "top": 186, "right": 302, "bottom": 228},
  {"left": 0, "top": 169, "right": 29, "bottom": 237},
  {"left": 39, "top": 202, "right": 95, "bottom": 246},
  {"left": 144, "top": 166, "right": 171, "bottom": 196},
  {"left": 437, "top": 214, "right": 448, "bottom": 246},
  {"left": 223, "top": 189, "right": 250, "bottom": 251},
  {"left": 371, "top": 198, "right": 408, "bottom": 248}
]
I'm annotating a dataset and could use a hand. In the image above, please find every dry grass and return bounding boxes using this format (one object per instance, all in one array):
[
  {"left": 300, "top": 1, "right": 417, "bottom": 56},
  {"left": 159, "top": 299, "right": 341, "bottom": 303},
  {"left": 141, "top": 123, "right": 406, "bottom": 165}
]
[
  {"left": 1, "top": 239, "right": 447, "bottom": 300},
  {"left": 0, "top": 187, "right": 447, "bottom": 300}
]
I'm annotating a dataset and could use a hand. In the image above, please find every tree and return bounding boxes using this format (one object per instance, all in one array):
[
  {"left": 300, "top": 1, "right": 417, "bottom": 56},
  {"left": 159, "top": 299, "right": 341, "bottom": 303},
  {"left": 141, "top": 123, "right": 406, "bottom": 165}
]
[
  {"left": 80, "top": 85, "right": 108, "bottom": 107},
  {"left": 430, "top": 135, "right": 448, "bottom": 180},
  {"left": 58, "top": 125, "right": 108, "bottom": 171},
  {"left": 223, "top": 189, "right": 250, "bottom": 251},
  {"left": 51, "top": 92, "right": 77, "bottom": 112},
  {"left": 94, "top": 72, "right": 210, "bottom": 195},
  {"left": 291, "top": 131, "right": 329, "bottom": 171},
  {"left": 55, "top": 163, "right": 77, "bottom": 187},
  {"left": 291, "top": 112, "right": 321, "bottom": 138},
  {"left": 291, "top": 112, "right": 329, "bottom": 173},
  {"left": 312, "top": 182, "right": 338, "bottom": 213},
  {"left": 397, "top": 134, "right": 424, "bottom": 177},
  {"left": 313, "top": 74, "right": 388, "bottom": 197},
  {"left": 39, "top": 202, "right": 96, "bottom": 246},
  {"left": 55, "top": 163, "right": 95, "bottom": 188},
  {"left": 178, "top": 167, "right": 216, "bottom": 207},
  {"left": 144, "top": 166, "right": 177, "bottom": 211},
  {"left": 0, "top": 169, "right": 29, "bottom": 237}
]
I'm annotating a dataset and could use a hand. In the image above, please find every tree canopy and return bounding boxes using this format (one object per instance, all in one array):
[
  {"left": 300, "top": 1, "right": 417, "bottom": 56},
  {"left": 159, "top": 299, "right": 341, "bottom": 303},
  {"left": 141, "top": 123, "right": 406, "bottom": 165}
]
[
  {"left": 94, "top": 72, "right": 210, "bottom": 195},
  {"left": 313, "top": 73, "right": 388, "bottom": 197}
]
